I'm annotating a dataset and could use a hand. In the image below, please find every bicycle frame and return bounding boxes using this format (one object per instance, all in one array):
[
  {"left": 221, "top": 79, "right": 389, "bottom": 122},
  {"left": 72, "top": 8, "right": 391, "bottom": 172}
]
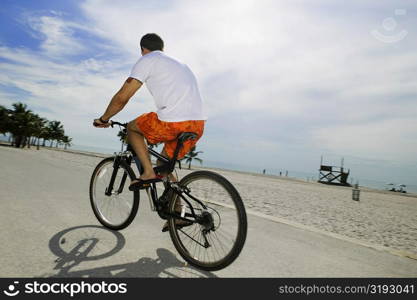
[
  {"left": 104, "top": 121, "right": 208, "bottom": 224},
  {"left": 106, "top": 142, "right": 207, "bottom": 226}
]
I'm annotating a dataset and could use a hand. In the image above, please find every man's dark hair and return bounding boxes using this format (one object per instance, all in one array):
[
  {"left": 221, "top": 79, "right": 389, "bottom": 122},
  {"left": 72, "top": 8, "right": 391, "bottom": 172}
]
[{"left": 140, "top": 33, "right": 164, "bottom": 51}]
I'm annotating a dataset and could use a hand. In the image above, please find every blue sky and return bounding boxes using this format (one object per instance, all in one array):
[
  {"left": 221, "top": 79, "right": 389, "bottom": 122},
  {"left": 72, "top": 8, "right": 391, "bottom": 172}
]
[{"left": 1, "top": 0, "right": 416, "bottom": 188}]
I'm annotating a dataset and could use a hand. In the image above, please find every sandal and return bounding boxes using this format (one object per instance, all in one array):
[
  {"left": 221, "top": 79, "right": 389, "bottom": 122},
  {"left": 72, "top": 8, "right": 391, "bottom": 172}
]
[{"left": 128, "top": 176, "right": 163, "bottom": 191}]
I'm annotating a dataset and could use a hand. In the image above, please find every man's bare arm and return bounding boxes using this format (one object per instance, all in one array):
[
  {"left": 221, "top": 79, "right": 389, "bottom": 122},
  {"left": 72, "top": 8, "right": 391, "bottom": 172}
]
[{"left": 100, "top": 77, "right": 142, "bottom": 121}]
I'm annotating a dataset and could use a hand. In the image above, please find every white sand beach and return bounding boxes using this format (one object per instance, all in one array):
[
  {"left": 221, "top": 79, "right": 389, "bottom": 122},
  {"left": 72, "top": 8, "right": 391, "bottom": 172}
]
[
  {"left": 197, "top": 168, "right": 417, "bottom": 256},
  {"left": 2, "top": 145, "right": 417, "bottom": 258}
]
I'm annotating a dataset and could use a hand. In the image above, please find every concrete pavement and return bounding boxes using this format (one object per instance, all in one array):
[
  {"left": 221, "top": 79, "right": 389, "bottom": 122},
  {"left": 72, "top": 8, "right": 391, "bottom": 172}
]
[{"left": 1, "top": 146, "right": 416, "bottom": 277}]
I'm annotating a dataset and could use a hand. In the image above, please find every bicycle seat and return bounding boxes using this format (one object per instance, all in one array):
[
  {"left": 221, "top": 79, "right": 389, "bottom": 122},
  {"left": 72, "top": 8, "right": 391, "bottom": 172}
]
[
  {"left": 152, "top": 132, "right": 199, "bottom": 174},
  {"left": 177, "top": 132, "right": 198, "bottom": 143}
]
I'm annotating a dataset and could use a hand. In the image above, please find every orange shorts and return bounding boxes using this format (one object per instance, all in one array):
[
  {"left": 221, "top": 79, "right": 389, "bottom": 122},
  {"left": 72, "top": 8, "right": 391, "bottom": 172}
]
[{"left": 135, "top": 112, "right": 205, "bottom": 159}]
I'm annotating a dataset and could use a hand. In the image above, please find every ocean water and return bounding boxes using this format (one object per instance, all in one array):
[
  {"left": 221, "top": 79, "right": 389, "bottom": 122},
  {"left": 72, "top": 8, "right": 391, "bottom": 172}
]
[
  {"left": 202, "top": 160, "right": 417, "bottom": 195},
  {"left": 70, "top": 144, "right": 118, "bottom": 155}
]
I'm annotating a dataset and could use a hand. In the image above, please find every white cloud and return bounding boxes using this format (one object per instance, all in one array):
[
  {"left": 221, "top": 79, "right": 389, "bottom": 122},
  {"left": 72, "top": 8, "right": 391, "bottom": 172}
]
[
  {"left": 312, "top": 118, "right": 417, "bottom": 162},
  {"left": 0, "top": 44, "right": 152, "bottom": 148},
  {"left": 25, "top": 15, "right": 85, "bottom": 57}
]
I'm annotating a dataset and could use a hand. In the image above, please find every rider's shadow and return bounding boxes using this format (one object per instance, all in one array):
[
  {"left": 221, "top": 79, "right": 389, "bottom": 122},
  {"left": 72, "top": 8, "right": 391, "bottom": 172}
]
[{"left": 46, "top": 225, "right": 217, "bottom": 278}]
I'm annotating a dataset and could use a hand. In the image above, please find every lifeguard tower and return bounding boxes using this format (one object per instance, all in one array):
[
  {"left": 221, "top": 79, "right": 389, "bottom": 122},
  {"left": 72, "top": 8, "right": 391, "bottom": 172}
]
[{"left": 318, "top": 156, "right": 351, "bottom": 186}]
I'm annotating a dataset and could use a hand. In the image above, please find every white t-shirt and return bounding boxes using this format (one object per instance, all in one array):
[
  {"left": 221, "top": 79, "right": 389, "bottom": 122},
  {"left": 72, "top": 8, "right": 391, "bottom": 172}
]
[{"left": 129, "top": 51, "right": 207, "bottom": 122}]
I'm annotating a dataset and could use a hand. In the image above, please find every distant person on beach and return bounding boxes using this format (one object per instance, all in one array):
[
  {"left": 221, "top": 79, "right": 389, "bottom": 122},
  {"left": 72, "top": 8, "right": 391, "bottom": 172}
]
[{"left": 93, "top": 33, "right": 206, "bottom": 189}]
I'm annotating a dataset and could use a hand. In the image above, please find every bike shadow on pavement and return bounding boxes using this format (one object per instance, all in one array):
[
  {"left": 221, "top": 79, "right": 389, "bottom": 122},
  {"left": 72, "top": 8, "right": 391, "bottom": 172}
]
[{"left": 45, "top": 225, "right": 217, "bottom": 278}]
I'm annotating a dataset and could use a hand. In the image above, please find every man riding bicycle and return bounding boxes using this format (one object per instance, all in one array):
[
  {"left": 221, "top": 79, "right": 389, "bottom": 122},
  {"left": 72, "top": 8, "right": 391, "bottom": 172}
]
[{"left": 93, "top": 33, "right": 206, "bottom": 229}]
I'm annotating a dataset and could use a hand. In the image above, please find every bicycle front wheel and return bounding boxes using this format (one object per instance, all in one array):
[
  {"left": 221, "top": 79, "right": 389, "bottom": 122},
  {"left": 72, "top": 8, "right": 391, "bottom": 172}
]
[
  {"left": 89, "top": 157, "right": 139, "bottom": 230},
  {"left": 168, "top": 171, "right": 247, "bottom": 271}
]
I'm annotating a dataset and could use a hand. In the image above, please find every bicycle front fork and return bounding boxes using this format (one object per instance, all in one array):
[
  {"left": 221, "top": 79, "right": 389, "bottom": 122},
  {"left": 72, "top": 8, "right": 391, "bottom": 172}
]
[{"left": 105, "top": 156, "right": 130, "bottom": 196}]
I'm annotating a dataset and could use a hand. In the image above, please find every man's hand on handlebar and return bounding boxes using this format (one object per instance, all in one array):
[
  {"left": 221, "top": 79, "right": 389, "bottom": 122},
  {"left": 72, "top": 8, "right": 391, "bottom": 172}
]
[{"left": 93, "top": 117, "right": 112, "bottom": 128}]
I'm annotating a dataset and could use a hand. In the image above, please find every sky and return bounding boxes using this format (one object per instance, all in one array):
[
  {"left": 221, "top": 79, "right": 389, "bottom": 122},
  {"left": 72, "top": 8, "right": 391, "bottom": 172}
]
[{"left": 0, "top": 0, "right": 416, "bottom": 188}]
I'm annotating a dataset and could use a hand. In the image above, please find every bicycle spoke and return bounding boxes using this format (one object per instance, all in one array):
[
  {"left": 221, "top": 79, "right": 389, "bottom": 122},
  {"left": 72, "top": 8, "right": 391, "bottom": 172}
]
[
  {"left": 209, "top": 234, "right": 221, "bottom": 262},
  {"left": 212, "top": 230, "right": 229, "bottom": 257},
  {"left": 179, "top": 227, "right": 206, "bottom": 248},
  {"left": 91, "top": 158, "right": 137, "bottom": 229},
  {"left": 169, "top": 171, "right": 247, "bottom": 270},
  {"left": 184, "top": 225, "right": 200, "bottom": 251}
]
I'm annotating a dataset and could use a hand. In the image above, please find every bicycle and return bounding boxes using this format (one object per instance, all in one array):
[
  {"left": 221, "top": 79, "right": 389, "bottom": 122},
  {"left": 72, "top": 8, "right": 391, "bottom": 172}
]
[{"left": 89, "top": 121, "right": 247, "bottom": 271}]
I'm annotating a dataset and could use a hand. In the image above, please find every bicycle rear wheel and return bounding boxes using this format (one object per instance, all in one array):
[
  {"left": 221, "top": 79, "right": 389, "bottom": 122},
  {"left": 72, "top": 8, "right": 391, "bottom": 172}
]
[
  {"left": 89, "top": 157, "right": 139, "bottom": 230},
  {"left": 168, "top": 171, "right": 247, "bottom": 271}
]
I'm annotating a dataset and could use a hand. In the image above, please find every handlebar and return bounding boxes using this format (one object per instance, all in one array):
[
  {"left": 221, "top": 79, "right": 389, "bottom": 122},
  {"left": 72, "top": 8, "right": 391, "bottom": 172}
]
[
  {"left": 93, "top": 119, "right": 127, "bottom": 128},
  {"left": 110, "top": 121, "right": 127, "bottom": 128}
]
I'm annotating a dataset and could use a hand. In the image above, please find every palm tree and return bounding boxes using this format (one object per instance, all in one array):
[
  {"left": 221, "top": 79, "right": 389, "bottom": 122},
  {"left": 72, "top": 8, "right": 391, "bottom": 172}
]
[
  {"left": 48, "top": 120, "right": 64, "bottom": 147},
  {"left": 41, "top": 126, "right": 53, "bottom": 147},
  {"left": 0, "top": 105, "right": 15, "bottom": 143},
  {"left": 56, "top": 131, "right": 66, "bottom": 148},
  {"left": 181, "top": 146, "right": 203, "bottom": 169},
  {"left": 31, "top": 115, "right": 48, "bottom": 150},
  {"left": 23, "top": 112, "right": 39, "bottom": 149},
  {"left": 62, "top": 136, "right": 72, "bottom": 150},
  {"left": 117, "top": 129, "right": 127, "bottom": 143},
  {"left": 0, "top": 105, "right": 11, "bottom": 136},
  {"left": 2, "top": 103, "right": 71, "bottom": 150},
  {"left": 8, "top": 103, "right": 33, "bottom": 148}
]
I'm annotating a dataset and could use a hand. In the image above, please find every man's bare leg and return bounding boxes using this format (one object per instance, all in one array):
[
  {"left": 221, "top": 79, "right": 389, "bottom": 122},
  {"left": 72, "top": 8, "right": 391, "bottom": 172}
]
[
  {"left": 156, "top": 146, "right": 190, "bottom": 231},
  {"left": 127, "top": 121, "right": 156, "bottom": 183},
  {"left": 157, "top": 147, "right": 183, "bottom": 214},
  {"left": 158, "top": 147, "right": 177, "bottom": 182}
]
